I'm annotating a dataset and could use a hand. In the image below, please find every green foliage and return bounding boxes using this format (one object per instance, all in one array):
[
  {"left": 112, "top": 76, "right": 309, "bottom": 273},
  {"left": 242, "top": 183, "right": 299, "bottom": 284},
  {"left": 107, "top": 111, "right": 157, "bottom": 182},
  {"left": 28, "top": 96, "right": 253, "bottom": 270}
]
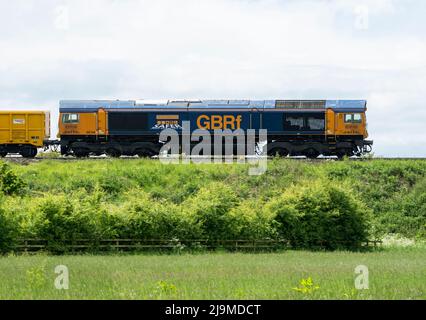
[
  {"left": 115, "top": 188, "right": 200, "bottom": 240},
  {"left": 98, "top": 173, "right": 134, "bottom": 195},
  {"left": 37, "top": 151, "right": 61, "bottom": 159},
  {"left": 292, "top": 277, "right": 320, "bottom": 295},
  {"left": 0, "top": 162, "right": 26, "bottom": 195},
  {"left": 266, "top": 181, "right": 370, "bottom": 250},
  {"left": 26, "top": 195, "right": 93, "bottom": 252},
  {"left": 227, "top": 200, "right": 277, "bottom": 239},
  {"left": 153, "top": 280, "right": 178, "bottom": 298},
  {"left": 2, "top": 249, "right": 425, "bottom": 299},
  {"left": 1, "top": 159, "right": 425, "bottom": 252},
  {"left": 375, "top": 177, "right": 426, "bottom": 239},
  {"left": 0, "top": 196, "right": 18, "bottom": 253},
  {"left": 183, "top": 182, "right": 239, "bottom": 240},
  {"left": 26, "top": 263, "right": 48, "bottom": 290},
  {"left": 34, "top": 195, "right": 88, "bottom": 240}
]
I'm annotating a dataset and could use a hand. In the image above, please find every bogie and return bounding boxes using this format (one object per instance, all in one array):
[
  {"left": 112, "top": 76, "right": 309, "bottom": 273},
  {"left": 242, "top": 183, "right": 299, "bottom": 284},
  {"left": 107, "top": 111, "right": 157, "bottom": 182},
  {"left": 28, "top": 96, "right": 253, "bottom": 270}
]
[{"left": 20, "top": 147, "right": 38, "bottom": 158}]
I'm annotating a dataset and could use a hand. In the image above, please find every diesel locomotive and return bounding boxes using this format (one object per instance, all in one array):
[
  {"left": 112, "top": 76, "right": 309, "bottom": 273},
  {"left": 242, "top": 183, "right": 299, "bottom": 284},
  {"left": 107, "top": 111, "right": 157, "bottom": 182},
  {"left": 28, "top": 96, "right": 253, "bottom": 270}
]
[{"left": 0, "top": 99, "right": 373, "bottom": 158}]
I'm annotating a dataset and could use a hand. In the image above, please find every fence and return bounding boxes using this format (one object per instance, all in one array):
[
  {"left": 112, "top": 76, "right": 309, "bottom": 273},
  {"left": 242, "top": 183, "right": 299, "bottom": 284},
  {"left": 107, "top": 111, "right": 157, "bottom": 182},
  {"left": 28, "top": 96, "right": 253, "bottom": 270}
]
[{"left": 12, "top": 239, "right": 383, "bottom": 252}]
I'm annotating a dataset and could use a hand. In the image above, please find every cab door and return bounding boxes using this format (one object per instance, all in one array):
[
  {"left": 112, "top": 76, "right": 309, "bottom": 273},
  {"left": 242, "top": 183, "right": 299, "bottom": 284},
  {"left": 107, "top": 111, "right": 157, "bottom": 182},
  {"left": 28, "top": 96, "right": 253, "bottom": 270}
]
[
  {"left": 97, "top": 108, "right": 107, "bottom": 136},
  {"left": 325, "top": 108, "right": 336, "bottom": 135}
]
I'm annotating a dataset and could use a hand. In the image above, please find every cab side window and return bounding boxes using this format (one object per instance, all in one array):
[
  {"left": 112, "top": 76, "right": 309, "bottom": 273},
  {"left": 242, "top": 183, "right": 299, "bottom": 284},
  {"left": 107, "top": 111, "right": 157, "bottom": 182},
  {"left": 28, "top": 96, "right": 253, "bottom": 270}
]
[
  {"left": 344, "top": 114, "right": 352, "bottom": 122},
  {"left": 62, "top": 113, "right": 79, "bottom": 124},
  {"left": 306, "top": 116, "right": 325, "bottom": 130},
  {"left": 283, "top": 112, "right": 325, "bottom": 131},
  {"left": 284, "top": 116, "right": 304, "bottom": 130},
  {"left": 344, "top": 113, "right": 362, "bottom": 123},
  {"left": 353, "top": 113, "right": 362, "bottom": 123}
]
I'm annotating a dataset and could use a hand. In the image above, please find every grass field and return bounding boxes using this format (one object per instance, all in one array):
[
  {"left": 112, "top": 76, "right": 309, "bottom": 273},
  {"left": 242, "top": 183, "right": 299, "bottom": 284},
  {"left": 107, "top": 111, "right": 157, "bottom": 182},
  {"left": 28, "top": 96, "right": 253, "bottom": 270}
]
[{"left": 0, "top": 247, "right": 425, "bottom": 300}]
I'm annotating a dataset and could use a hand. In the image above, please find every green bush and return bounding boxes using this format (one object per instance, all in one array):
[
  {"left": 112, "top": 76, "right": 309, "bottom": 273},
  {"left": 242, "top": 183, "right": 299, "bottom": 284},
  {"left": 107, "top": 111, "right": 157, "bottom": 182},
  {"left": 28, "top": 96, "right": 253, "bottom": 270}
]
[
  {"left": 266, "top": 181, "right": 370, "bottom": 250},
  {"left": 227, "top": 200, "right": 277, "bottom": 240},
  {"left": 115, "top": 189, "right": 200, "bottom": 240},
  {"left": 0, "top": 196, "right": 18, "bottom": 253},
  {"left": 30, "top": 195, "right": 95, "bottom": 252},
  {"left": 183, "top": 182, "right": 239, "bottom": 240},
  {"left": 98, "top": 174, "right": 133, "bottom": 195},
  {"left": 376, "top": 178, "right": 426, "bottom": 239},
  {"left": 0, "top": 214, "right": 12, "bottom": 252},
  {"left": 0, "top": 162, "right": 26, "bottom": 195},
  {"left": 1, "top": 159, "right": 425, "bottom": 253}
]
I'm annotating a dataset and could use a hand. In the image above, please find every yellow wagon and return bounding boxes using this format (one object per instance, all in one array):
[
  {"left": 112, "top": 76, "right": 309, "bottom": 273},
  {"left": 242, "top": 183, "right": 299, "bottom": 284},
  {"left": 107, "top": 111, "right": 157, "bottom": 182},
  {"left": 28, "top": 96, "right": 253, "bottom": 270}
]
[{"left": 0, "top": 111, "right": 50, "bottom": 158}]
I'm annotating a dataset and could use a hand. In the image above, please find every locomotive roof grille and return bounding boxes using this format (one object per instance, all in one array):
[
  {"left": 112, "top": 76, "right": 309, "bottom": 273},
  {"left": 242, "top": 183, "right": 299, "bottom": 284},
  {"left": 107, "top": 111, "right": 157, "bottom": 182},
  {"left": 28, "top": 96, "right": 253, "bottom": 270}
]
[
  {"left": 275, "top": 100, "right": 326, "bottom": 109},
  {"left": 59, "top": 99, "right": 367, "bottom": 112}
]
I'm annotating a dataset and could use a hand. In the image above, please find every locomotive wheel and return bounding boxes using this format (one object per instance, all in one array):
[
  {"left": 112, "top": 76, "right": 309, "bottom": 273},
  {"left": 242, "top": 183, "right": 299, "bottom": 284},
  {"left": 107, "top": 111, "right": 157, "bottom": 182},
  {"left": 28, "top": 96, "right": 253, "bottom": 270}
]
[
  {"left": 20, "top": 147, "right": 37, "bottom": 158},
  {"left": 106, "top": 148, "right": 121, "bottom": 158},
  {"left": 336, "top": 149, "right": 352, "bottom": 159},
  {"left": 267, "top": 147, "right": 289, "bottom": 157},
  {"left": 137, "top": 149, "right": 156, "bottom": 158},
  {"left": 73, "top": 148, "right": 89, "bottom": 158},
  {"left": 305, "top": 149, "right": 320, "bottom": 159}
]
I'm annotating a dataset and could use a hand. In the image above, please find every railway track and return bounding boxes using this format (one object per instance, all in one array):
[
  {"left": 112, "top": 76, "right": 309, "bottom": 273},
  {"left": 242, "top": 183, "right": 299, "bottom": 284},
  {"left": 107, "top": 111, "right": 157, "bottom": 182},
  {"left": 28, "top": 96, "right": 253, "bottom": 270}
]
[{"left": 1, "top": 155, "right": 425, "bottom": 162}]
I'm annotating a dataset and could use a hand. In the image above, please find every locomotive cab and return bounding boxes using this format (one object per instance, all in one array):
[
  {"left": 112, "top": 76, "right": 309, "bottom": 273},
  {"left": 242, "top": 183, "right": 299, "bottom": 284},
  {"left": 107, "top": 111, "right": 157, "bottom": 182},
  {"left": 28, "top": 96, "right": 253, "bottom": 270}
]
[
  {"left": 336, "top": 112, "right": 368, "bottom": 138},
  {"left": 325, "top": 101, "right": 371, "bottom": 157}
]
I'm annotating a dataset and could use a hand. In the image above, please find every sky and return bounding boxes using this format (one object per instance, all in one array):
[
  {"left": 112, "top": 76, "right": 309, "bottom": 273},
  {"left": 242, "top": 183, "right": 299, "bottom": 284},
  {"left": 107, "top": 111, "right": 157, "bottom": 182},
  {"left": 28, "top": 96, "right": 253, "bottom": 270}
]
[{"left": 0, "top": 0, "right": 425, "bottom": 157}]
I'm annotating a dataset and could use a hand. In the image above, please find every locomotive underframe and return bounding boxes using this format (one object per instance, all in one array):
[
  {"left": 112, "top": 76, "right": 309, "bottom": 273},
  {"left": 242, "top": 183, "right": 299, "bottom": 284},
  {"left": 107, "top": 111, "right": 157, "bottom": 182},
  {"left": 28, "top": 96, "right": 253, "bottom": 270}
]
[
  {"left": 0, "top": 144, "right": 38, "bottom": 158},
  {"left": 60, "top": 134, "right": 372, "bottom": 158}
]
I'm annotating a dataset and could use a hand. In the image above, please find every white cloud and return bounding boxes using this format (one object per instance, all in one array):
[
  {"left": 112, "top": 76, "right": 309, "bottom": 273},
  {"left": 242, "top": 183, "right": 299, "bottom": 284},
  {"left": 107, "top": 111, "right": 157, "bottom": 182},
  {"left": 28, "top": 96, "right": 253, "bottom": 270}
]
[{"left": 0, "top": 0, "right": 425, "bottom": 156}]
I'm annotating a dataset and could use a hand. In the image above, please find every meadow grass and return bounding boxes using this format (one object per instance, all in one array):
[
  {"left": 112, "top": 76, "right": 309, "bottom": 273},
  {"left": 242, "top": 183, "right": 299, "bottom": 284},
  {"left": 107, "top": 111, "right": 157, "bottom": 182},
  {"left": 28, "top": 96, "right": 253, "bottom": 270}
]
[{"left": 0, "top": 248, "right": 425, "bottom": 300}]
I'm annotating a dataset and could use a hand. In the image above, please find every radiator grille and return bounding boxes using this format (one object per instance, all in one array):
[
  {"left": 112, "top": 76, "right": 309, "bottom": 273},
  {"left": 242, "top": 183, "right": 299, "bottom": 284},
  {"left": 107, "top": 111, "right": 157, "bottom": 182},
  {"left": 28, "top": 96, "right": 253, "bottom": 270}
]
[{"left": 275, "top": 100, "right": 326, "bottom": 109}]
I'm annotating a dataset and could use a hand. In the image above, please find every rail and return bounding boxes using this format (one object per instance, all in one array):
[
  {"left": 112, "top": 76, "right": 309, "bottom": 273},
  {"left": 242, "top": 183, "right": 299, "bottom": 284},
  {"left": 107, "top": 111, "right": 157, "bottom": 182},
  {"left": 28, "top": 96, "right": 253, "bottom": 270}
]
[{"left": 2, "top": 156, "right": 425, "bottom": 162}]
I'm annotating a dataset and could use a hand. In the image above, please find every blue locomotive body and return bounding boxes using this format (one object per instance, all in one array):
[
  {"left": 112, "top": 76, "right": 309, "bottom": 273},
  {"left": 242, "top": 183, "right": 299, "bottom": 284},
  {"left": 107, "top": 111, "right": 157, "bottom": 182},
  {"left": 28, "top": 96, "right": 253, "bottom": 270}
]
[{"left": 58, "top": 99, "right": 372, "bottom": 158}]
